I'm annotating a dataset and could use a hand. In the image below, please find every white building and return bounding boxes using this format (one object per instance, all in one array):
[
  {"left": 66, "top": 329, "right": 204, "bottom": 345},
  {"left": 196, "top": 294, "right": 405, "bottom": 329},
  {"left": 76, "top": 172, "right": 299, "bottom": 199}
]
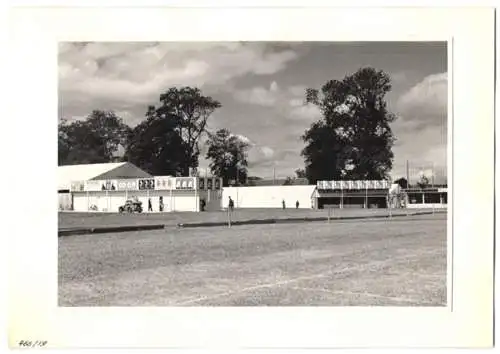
[
  {"left": 58, "top": 162, "right": 222, "bottom": 213},
  {"left": 222, "top": 185, "right": 317, "bottom": 209}
]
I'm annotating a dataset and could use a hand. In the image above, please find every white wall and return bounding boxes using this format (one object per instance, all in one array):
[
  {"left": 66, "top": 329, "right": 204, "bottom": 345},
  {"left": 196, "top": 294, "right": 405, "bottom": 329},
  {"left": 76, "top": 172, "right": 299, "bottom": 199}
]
[
  {"left": 407, "top": 203, "right": 447, "bottom": 209},
  {"left": 58, "top": 193, "right": 72, "bottom": 210},
  {"left": 222, "top": 185, "right": 316, "bottom": 209},
  {"left": 70, "top": 190, "right": 200, "bottom": 212}
]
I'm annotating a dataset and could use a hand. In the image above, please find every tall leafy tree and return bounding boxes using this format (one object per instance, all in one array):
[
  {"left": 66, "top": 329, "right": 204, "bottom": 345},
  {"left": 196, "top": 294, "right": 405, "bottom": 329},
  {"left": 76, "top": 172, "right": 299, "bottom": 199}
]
[
  {"left": 295, "top": 168, "right": 307, "bottom": 179},
  {"left": 301, "top": 67, "right": 397, "bottom": 183},
  {"left": 58, "top": 110, "right": 131, "bottom": 165},
  {"left": 206, "top": 129, "right": 250, "bottom": 186},
  {"left": 154, "top": 87, "right": 221, "bottom": 175},
  {"left": 124, "top": 109, "right": 190, "bottom": 176}
]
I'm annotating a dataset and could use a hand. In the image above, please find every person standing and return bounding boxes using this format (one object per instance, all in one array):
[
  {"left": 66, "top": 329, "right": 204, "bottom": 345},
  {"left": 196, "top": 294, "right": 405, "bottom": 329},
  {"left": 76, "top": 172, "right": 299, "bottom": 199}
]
[
  {"left": 282, "top": 199, "right": 286, "bottom": 209},
  {"left": 296, "top": 200, "right": 299, "bottom": 209},
  {"left": 148, "top": 198, "right": 153, "bottom": 212},
  {"left": 159, "top": 196, "right": 164, "bottom": 212},
  {"left": 228, "top": 196, "right": 234, "bottom": 212}
]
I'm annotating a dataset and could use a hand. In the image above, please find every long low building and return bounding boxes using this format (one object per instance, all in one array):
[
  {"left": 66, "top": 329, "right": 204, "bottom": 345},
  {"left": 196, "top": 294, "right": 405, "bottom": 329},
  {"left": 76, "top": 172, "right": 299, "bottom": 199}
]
[
  {"left": 223, "top": 185, "right": 317, "bottom": 209},
  {"left": 59, "top": 164, "right": 448, "bottom": 212},
  {"left": 58, "top": 163, "right": 222, "bottom": 212}
]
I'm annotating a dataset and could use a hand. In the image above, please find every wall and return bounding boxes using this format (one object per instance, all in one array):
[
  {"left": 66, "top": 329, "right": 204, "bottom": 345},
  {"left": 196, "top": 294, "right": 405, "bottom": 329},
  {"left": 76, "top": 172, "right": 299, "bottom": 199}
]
[
  {"left": 198, "top": 189, "right": 223, "bottom": 211},
  {"left": 58, "top": 193, "right": 72, "bottom": 210},
  {"left": 222, "top": 185, "right": 316, "bottom": 209},
  {"left": 71, "top": 190, "right": 200, "bottom": 212},
  {"left": 407, "top": 203, "right": 447, "bottom": 209}
]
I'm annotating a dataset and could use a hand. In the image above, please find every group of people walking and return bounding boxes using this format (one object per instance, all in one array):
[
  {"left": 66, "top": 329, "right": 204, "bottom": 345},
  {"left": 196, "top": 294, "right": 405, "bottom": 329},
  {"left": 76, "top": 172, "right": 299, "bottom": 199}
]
[
  {"left": 227, "top": 197, "right": 300, "bottom": 211},
  {"left": 143, "top": 196, "right": 302, "bottom": 213}
]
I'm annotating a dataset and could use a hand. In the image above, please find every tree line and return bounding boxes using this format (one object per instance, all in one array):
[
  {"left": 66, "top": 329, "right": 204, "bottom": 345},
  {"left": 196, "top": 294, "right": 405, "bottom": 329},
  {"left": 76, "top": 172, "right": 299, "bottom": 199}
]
[{"left": 59, "top": 67, "right": 400, "bottom": 186}]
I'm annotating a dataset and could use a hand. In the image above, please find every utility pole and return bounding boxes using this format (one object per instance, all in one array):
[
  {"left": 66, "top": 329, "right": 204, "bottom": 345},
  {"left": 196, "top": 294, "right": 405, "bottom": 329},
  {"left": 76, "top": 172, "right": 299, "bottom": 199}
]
[
  {"left": 273, "top": 167, "right": 276, "bottom": 185},
  {"left": 431, "top": 163, "right": 435, "bottom": 187},
  {"left": 406, "top": 160, "right": 410, "bottom": 188}
]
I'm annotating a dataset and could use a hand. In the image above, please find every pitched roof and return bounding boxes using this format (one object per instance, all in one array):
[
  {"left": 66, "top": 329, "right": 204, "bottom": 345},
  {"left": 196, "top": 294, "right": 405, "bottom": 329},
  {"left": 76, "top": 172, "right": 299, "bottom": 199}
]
[{"left": 58, "top": 162, "right": 142, "bottom": 190}]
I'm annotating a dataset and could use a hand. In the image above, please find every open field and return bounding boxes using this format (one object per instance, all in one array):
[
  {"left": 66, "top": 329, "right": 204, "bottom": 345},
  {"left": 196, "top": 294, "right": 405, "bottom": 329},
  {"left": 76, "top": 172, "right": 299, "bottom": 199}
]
[
  {"left": 59, "top": 213, "right": 447, "bottom": 306},
  {"left": 58, "top": 207, "right": 443, "bottom": 229}
]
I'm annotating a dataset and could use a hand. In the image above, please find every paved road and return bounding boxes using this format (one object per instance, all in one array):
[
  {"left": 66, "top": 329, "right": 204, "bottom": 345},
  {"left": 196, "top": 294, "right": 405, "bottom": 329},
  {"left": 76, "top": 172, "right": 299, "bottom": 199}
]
[{"left": 59, "top": 214, "right": 447, "bottom": 306}]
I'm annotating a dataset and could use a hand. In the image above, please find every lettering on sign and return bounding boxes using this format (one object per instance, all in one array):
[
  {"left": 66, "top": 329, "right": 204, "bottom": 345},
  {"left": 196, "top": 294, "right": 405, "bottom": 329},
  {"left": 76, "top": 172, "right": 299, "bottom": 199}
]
[{"left": 138, "top": 179, "right": 155, "bottom": 190}]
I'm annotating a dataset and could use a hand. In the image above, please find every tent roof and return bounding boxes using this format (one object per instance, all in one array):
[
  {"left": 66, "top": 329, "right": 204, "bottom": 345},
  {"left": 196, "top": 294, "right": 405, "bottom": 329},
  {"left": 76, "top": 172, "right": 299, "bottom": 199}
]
[{"left": 58, "top": 162, "right": 150, "bottom": 190}]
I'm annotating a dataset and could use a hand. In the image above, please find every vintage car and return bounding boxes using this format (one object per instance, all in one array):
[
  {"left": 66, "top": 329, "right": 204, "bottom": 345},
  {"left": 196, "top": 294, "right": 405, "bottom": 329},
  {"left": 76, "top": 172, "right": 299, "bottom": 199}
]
[{"left": 118, "top": 199, "right": 143, "bottom": 213}]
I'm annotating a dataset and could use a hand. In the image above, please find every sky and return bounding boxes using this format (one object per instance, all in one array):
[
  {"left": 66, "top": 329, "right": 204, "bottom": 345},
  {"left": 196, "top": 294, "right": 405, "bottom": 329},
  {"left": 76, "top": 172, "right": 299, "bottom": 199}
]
[{"left": 59, "top": 42, "right": 447, "bottom": 183}]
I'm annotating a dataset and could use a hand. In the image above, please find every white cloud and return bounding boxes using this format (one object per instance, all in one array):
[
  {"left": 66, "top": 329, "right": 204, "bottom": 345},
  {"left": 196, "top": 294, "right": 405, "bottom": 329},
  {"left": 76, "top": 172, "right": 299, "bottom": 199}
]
[
  {"left": 396, "top": 72, "right": 447, "bottom": 125},
  {"left": 232, "top": 134, "right": 253, "bottom": 145},
  {"left": 390, "top": 72, "right": 448, "bottom": 182},
  {"left": 234, "top": 80, "right": 320, "bottom": 123},
  {"left": 233, "top": 86, "right": 279, "bottom": 106},
  {"left": 261, "top": 146, "right": 275, "bottom": 158},
  {"left": 59, "top": 42, "right": 299, "bottom": 116}
]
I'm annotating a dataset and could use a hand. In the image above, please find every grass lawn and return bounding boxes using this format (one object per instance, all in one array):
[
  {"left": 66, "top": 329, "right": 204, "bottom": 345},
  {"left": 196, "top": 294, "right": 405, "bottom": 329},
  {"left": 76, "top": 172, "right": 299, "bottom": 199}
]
[
  {"left": 58, "top": 214, "right": 447, "bottom": 306},
  {"left": 58, "top": 207, "right": 443, "bottom": 229}
]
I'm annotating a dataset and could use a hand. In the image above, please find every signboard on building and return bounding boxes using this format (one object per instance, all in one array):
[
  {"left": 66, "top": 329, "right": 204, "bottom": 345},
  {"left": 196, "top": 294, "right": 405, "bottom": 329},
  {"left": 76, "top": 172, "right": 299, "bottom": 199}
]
[
  {"left": 117, "top": 179, "right": 138, "bottom": 191},
  {"left": 207, "top": 178, "right": 213, "bottom": 190},
  {"left": 154, "top": 176, "right": 173, "bottom": 190},
  {"left": 199, "top": 177, "right": 205, "bottom": 190},
  {"left": 85, "top": 180, "right": 101, "bottom": 192},
  {"left": 138, "top": 178, "right": 155, "bottom": 190},
  {"left": 175, "top": 177, "right": 195, "bottom": 190},
  {"left": 214, "top": 178, "right": 221, "bottom": 190},
  {"left": 100, "top": 180, "right": 117, "bottom": 191},
  {"left": 70, "top": 181, "right": 85, "bottom": 192}
]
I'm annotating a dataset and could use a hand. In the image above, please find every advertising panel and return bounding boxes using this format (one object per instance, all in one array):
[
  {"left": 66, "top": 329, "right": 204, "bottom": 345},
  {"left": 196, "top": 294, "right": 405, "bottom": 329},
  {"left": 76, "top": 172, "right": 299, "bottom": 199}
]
[
  {"left": 100, "top": 180, "right": 117, "bottom": 191},
  {"left": 198, "top": 177, "right": 206, "bottom": 190},
  {"left": 214, "top": 178, "right": 221, "bottom": 190},
  {"left": 206, "top": 178, "right": 213, "bottom": 190},
  {"left": 154, "top": 176, "right": 173, "bottom": 190},
  {"left": 117, "top": 179, "right": 138, "bottom": 191},
  {"left": 70, "top": 181, "right": 85, "bottom": 192},
  {"left": 138, "top": 178, "right": 155, "bottom": 190},
  {"left": 175, "top": 177, "right": 195, "bottom": 190},
  {"left": 85, "top": 180, "right": 101, "bottom": 192}
]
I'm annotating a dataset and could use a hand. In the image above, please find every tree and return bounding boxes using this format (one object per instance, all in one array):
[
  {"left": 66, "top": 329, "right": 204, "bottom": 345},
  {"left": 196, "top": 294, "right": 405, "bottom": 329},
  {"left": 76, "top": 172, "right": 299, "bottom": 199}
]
[
  {"left": 301, "top": 67, "right": 397, "bottom": 183},
  {"left": 124, "top": 110, "right": 190, "bottom": 176},
  {"left": 417, "top": 174, "right": 430, "bottom": 189},
  {"left": 58, "top": 110, "right": 131, "bottom": 165},
  {"left": 206, "top": 129, "right": 250, "bottom": 187},
  {"left": 394, "top": 177, "right": 409, "bottom": 189},
  {"left": 295, "top": 168, "right": 306, "bottom": 178},
  {"left": 283, "top": 177, "right": 294, "bottom": 185},
  {"left": 154, "top": 87, "right": 221, "bottom": 175}
]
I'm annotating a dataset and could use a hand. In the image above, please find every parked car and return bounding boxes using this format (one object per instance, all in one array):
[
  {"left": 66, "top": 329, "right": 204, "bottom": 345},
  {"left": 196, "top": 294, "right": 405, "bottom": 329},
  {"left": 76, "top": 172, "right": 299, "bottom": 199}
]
[{"left": 118, "top": 199, "right": 143, "bottom": 213}]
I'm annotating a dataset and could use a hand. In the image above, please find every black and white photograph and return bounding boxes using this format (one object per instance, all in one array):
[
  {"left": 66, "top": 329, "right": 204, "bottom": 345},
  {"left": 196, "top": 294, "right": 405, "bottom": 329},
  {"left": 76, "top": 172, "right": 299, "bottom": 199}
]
[
  {"left": 58, "top": 41, "right": 448, "bottom": 307},
  {"left": 7, "top": 6, "right": 494, "bottom": 350}
]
